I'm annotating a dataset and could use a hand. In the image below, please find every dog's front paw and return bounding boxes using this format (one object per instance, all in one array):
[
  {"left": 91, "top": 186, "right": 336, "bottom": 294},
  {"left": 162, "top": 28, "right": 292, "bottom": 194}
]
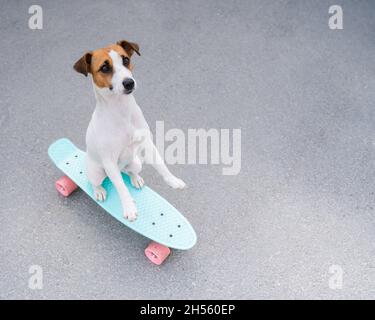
[
  {"left": 164, "top": 175, "right": 186, "bottom": 189},
  {"left": 130, "top": 174, "right": 144, "bottom": 189},
  {"left": 123, "top": 201, "right": 137, "bottom": 222},
  {"left": 94, "top": 185, "right": 107, "bottom": 202}
]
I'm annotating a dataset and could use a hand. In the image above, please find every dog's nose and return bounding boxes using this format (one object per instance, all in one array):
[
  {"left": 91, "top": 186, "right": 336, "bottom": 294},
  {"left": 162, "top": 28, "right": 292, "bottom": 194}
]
[{"left": 122, "top": 78, "right": 135, "bottom": 92}]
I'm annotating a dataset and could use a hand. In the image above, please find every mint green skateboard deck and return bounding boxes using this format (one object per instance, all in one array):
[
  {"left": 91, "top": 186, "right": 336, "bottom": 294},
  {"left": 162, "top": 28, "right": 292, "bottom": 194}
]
[{"left": 48, "top": 138, "right": 197, "bottom": 258}]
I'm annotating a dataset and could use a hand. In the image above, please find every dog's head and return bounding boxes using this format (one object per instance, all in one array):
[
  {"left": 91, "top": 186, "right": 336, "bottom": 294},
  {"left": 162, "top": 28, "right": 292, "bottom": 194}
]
[{"left": 73, "top": 40, "right": 140, "bottom": 96}]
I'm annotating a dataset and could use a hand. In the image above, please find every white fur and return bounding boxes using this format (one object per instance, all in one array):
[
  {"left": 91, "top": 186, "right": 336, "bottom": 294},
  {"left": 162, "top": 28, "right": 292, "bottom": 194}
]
[
  {"left": 108, "top": 50, "right": 136, "bottom": 95},
  {"left": 86, "top": 50, "right": 185, "bottom": 221}
]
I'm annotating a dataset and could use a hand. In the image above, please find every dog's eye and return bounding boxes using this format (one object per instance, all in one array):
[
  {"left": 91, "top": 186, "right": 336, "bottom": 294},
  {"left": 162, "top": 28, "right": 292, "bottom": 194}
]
[
  {"left": 122, "top": 56, "right": 130, "bottom": 67},
  {"left": 100, "top": 63, "right": 111, "bottom": 73}
]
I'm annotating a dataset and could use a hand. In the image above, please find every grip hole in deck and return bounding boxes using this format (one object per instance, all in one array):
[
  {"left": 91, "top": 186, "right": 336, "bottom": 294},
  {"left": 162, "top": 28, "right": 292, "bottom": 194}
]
[{"left": 169, "top": 234, "right": 173, "bottom": 238}]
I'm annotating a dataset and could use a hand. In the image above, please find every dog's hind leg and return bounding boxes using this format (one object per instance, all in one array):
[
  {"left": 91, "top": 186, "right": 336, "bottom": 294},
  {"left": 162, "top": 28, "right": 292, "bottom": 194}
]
[
  {"left": 143, "top": 138, "right": 186, "bottom": 189},
  {"left": 86, "top": 157, "right": 107, "bottom": 201}
]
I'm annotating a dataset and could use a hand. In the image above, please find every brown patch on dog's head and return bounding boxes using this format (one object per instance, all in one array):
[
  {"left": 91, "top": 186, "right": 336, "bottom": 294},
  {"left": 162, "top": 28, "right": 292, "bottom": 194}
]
[
  {"left": 89, "top": 48, "right": 115, "bottom": 89},
  {"left": 73, "top": 40, "right": 141, "bottom": 90}
]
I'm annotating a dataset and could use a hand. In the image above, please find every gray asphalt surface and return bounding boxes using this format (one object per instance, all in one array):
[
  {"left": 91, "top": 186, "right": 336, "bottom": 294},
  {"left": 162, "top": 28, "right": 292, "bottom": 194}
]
[{"left": 1, "top": 0, "right": 375, "bottom": 299}]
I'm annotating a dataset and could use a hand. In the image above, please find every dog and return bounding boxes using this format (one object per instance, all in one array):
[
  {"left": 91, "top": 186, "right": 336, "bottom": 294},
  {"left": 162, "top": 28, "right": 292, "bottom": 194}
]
[{"left": 73, "top": 40, "right": 186, "bottom": 221}]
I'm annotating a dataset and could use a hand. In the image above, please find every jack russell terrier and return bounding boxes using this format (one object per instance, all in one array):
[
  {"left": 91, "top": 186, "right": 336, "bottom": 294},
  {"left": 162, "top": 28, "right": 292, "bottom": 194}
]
[{"left": 73, "top": 40, "right": 186, "bottom": 221}]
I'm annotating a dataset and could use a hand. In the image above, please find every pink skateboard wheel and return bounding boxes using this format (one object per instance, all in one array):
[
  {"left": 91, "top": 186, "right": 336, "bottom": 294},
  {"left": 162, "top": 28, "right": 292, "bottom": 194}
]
[
  {"left": 55, "top": 175, "right": 78, "bottom": 197},
  {"left": 145, "top": 242, "right": 171, "bottom": 265}
]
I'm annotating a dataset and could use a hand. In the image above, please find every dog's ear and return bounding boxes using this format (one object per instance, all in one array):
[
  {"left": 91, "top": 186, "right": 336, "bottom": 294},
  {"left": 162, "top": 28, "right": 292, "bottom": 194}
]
[
  {"left": 73, "top": 52, "right": 92, "bottom": 77},
  {"left": 117, "top": 40, "right": 141, "bottom": 57}
]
